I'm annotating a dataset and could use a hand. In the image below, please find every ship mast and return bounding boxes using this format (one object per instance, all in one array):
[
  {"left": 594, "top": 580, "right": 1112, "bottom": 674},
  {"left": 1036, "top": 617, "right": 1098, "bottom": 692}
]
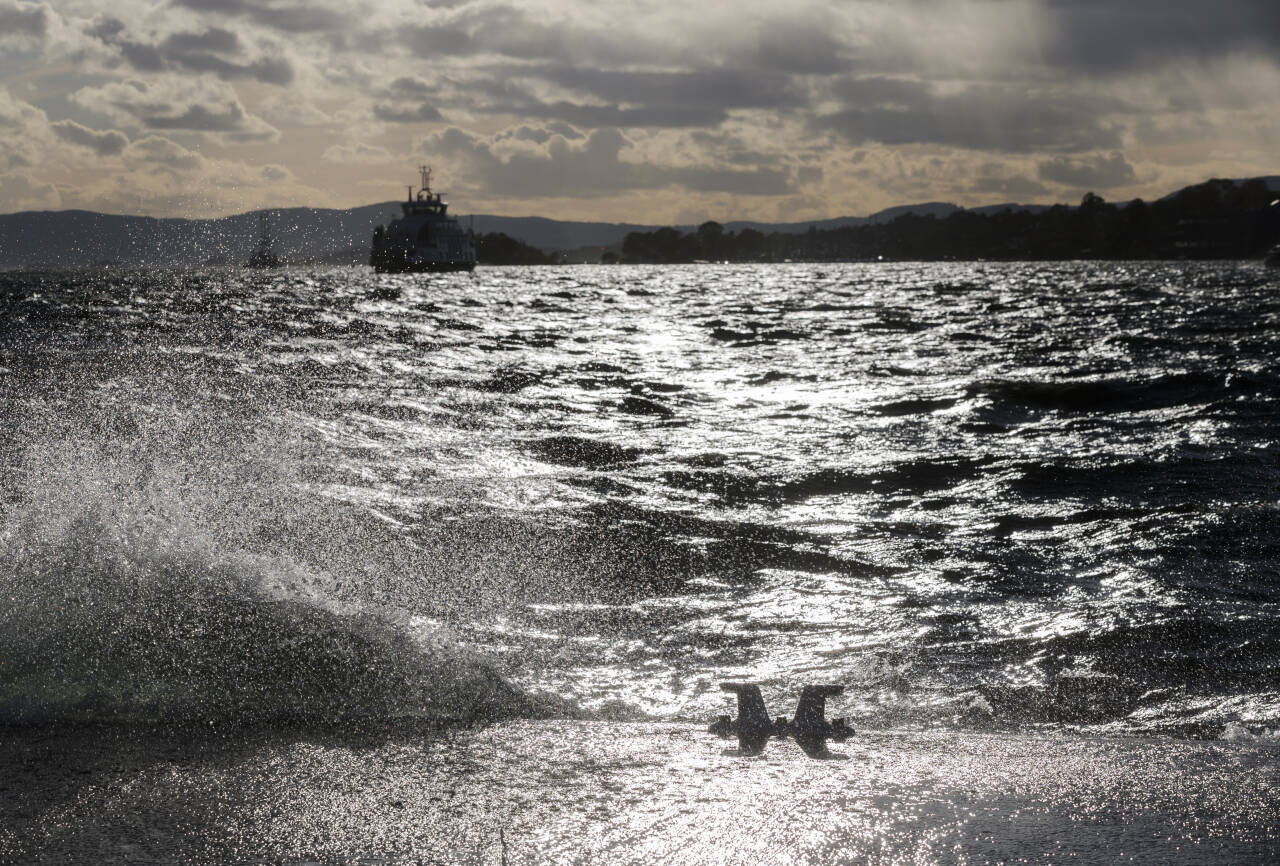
[
  {"left": 418, "top": 165, "right": 432, "bottom": 200},
  {"left": 257, "top": 212, "right": 273, "bottom": 254}
]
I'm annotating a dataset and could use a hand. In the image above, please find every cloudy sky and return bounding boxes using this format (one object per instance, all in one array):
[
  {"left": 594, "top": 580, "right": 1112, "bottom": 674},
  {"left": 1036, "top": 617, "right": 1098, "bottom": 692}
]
[{"left": 1, "top": 0, "right": 1277, "bottom": 222}]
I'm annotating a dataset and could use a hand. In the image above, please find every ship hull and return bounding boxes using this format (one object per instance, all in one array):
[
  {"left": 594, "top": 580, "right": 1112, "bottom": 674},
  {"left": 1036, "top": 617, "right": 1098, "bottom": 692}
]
[{"left": 374, "top": 259, "right": 476, "bottom": 274}]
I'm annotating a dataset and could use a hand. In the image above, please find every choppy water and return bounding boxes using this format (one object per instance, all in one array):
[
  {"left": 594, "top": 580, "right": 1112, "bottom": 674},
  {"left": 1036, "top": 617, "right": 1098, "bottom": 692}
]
[{"left": 2, "top": 262, "right": 1278, "bottom": 739}]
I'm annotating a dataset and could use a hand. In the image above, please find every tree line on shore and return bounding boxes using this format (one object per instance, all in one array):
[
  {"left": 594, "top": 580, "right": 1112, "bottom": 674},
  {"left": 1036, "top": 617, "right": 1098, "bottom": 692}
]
[
  {"left": 476, "top": 232, "right": 559, "bottom": 265},
  {"left": 615, "top": 179, "right": 1280, "bottom": 264}
]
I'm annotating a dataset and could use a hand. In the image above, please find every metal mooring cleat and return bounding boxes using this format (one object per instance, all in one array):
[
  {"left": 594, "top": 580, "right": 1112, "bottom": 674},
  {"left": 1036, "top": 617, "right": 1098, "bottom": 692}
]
[
  {"left": 709, "top": 682, "right": 855, "bottom": 757},
  {"left": 776, "top": 684, "right": 854, "bottom": 756},
  {"left": 708, "top": 682, "right": 778, "bottom": 754}
]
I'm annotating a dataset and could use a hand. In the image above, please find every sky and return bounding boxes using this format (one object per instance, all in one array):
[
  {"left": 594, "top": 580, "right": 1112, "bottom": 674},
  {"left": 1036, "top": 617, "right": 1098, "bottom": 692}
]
[{"left": 1, "top": 0, "right": 1277, "bottom": 223}]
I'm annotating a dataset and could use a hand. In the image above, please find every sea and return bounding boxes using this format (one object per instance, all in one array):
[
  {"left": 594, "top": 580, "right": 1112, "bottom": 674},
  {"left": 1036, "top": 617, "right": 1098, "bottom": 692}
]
[{"left": 1, "top": 261, "right": 1279, "bottom": 861}]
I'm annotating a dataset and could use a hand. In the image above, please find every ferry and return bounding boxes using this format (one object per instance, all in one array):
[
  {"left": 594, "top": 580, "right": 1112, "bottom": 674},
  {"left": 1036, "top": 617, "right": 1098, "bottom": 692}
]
[{"left": 371, "top": 167, "right": 476, "bottom": 273}]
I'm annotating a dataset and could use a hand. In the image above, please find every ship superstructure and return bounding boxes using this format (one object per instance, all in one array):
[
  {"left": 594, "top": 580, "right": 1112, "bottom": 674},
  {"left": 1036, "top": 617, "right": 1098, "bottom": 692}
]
[{"left": 371, "top": 166, "right": 476, "bottom": 273}]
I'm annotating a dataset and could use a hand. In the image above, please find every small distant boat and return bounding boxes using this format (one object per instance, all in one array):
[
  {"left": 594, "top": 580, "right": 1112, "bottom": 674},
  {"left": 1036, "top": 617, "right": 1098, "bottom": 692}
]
[
  {"left": 1265, "top": 244, "right": 1280, "bottom": 268},
  {"left": 246, "top": 212, "right": 282, "bottom": 268},
  {"left": 370, "top": 166, "right": 476, "bottom": 273}
]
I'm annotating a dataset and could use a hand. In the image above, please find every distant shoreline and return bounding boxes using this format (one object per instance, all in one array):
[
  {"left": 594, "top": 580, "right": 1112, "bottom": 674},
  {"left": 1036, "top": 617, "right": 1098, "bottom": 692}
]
[{"left": 1, "top": 176, "right": 1276, "bottom": 268}]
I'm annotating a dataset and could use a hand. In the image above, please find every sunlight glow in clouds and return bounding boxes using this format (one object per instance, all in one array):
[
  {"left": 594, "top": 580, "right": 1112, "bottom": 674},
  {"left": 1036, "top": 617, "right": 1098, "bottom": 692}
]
[{"left": 1, "top": 0, "right": 1277, "bottom": 220}]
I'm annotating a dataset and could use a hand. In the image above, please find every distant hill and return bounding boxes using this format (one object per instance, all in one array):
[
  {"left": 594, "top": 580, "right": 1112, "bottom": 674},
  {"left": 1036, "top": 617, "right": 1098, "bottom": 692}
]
[
  {"left": 0, "top": 203, "right": 661, "bottom": 268},
  {"left": 1159, "top": 176, "right": 1280, "bottom": 201},
  {"left": 0, "top": 177, "right": 1276, "bottom": 269},
  {"left": 700, "top": 202, "right": 963, "bottom": 237},
  {"left": 617, "top": 177, "right": 1280, "bottom": 263}
]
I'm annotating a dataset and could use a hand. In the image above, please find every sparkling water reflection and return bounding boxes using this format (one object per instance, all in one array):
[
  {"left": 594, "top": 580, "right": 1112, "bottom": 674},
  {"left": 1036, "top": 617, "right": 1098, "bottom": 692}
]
[{"left": 1, "top": 262, "right": 1278, "bottom": 737}]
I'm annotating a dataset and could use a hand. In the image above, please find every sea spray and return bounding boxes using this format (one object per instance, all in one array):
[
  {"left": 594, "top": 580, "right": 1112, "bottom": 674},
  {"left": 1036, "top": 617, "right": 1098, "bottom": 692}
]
[{"left": 0, "top": 432, "right": 528, "bottom": 726}]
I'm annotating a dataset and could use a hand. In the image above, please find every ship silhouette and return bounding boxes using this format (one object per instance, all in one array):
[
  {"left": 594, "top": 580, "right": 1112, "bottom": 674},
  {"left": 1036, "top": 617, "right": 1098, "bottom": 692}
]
[{"left": 246, "top": 212, "right": 282, "bottom": 268}]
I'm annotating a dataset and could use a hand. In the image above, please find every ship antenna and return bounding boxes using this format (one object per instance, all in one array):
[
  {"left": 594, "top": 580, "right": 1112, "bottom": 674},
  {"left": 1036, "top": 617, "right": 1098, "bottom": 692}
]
[{"left": 419, "top": 165, "right": 432, "bottom": 195}]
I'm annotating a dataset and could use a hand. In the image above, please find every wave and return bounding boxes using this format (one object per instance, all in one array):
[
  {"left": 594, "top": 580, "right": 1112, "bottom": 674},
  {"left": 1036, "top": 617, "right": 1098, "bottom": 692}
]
[
  {"left": 660, "top": 456, "right": 991, "bottom": 504},
  {"left": 0, "top": 437, "right": 530, "bottom": 727},
  {"left": 1220, "top": 722, "right": 1280, "bottom": 742},
  {"left": 1011, "top": 450, "right": 1280, "bottom": 504},
  {"left": 966, "top": 370, "right": 1276, "bottom": 416},
  {"left": 526, "top": 435, "right": 643, "bottom": 468}
]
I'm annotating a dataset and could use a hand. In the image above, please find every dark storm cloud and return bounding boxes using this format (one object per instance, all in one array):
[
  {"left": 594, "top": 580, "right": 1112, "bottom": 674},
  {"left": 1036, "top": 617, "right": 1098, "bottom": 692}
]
[
  {"left": 163, "top": 27, "right": 240, "bottom": 54},
  {"left": 401, "top": 25, "right": 477, "bottom": 57},
  {"left": 88, "top": 20, "right": 294, "bottom": 84},
  {"left": 73, "top": 76, "right": 277, "bottom": 143},
  {"left": 463, "top": 65, "right": 798, "bottom": 129},
  {"left": 686, "top": 129, "right": 784, "bottom": 169},
  {"left": 832, "top": 76, "right": 927, "bottom": 107},
  {"left": 815, "top": 78, "right": 1122, "bottom": 152},
  {"left": 156, "top": 28, "right": 294, "bottom": 83},
  {"left": 429, "top": 126, "right": 795, "bottom": 198},
  {"left": 496, "top": 125, "right": 555, "bottom": 145},
  {"left": 144, "top": 102, "right": 252, "bottom": 131},
  {"left": 388, "top": 77, "right": 437, "bottom": 98},
  {"left": 753, "top": 21, "right": 849, "bottom": 75},
  {"left": 495, "top": 123, "right": 584, "bottom": 145},
  {"left": 502, "top": 102, "right": 727, "bottom": 129},
  {"left": 1037, "top": 151, "right": 1136, "bottom": 188},
  {"left": 170, "top": 0, "right": 347, "bottom": 33},
  {"left": 50, "top": 119, "right": 128, "bottom": 156},
  {"left": 544, "top": 121, "right": 583, "bottom": 140},
  {"left": 459, "top": 5, "right": 575, "bottom": 63},
  {"left": 797, "top": 165, "right": 823, "bottom": 186},
  {"left": 118, "top": 40, "right": 165, "bottom": 71},
  {"left": 0, "top": 2, "right": 47, "bottom": 38},
  {"left": 372, "top": 102, "right": 444, "bottom": 123},
  {"left": 668, "top": 163, "right": 793, "bottom": 195},
  {"left": 397, "top": 5, "right": 651, "bottom": 66},
  {"left": 538, "top": 66, "right": 795, "bottom": 112},
  {"left": 967, "top": 164, "right": 1051, "bottom": 200},
  {"left": 169, "top": 51, "right": 293, "bottom": 84},
  {"left": 86, "top": 16, "right": 125, "bottom": 41},
  {"left": 1043, "top": 0, "right": 1280, "bottom": 72}
]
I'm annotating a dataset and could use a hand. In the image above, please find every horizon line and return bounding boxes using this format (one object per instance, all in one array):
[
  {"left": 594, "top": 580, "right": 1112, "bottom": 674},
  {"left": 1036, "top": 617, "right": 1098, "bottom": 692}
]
[{"left": 3, "top": 173, "right": 1277, "bottom": 226}]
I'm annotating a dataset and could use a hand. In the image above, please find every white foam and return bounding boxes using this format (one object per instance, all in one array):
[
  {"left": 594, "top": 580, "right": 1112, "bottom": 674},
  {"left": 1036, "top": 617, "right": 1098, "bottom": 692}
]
[
  {"left": 1219, "top": 721, "right": 1280, "bottom": 742},
  {"left": 0, "top": 434, "right": 527, "bottom": 726}
]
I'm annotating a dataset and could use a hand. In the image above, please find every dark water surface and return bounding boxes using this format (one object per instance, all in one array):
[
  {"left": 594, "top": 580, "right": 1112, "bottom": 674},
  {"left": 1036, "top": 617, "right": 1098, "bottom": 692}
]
[{"left": 2, "top": 262, "right": 1279, "bottom": 740}]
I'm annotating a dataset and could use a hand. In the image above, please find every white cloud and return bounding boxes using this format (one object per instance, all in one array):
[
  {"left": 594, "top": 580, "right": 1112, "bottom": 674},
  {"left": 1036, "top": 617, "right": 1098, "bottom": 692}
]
[
  {"left": 70, "top": 76, "right": 280, "bottom": 144},
  {"left": 0, "top": 88, "right": 53, "bottom": 172},
  {"left": 256, "top": 92, "right": 333, "bottom": 127},
  {"left": 50, "top": 118, "right": 129, "bottom": 155},
  {"left": 0, "top": 171, "right": 60, "bottom": 210},
  {"left": 1, "top": 1, "right": 1277, "bottom": 219},
  {"left": 259, "top": 163, "right": 289, "bottom": 181},
  {"left": 322, "top": 142, "right": 392, "bottom": 164},
  {"left": 124, "top": 135, "right": 206, "bottom": 172}
]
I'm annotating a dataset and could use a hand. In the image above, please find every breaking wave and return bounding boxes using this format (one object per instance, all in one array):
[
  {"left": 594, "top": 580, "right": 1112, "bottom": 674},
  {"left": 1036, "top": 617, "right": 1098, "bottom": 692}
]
[{"left": 0, "top": 432, "right": 529, "bottom": 727}]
